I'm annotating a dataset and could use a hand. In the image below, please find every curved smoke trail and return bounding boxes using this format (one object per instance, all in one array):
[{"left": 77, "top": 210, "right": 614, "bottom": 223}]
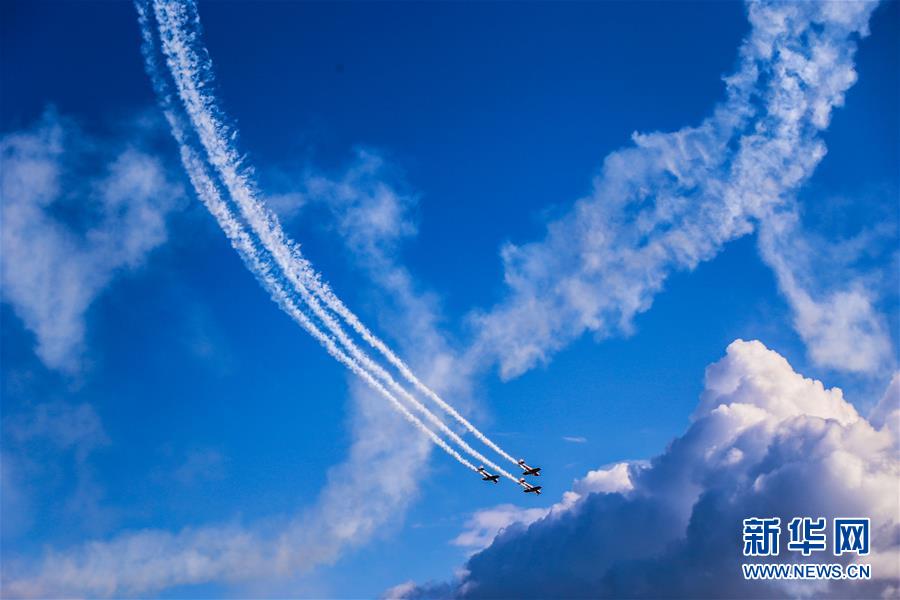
[
  {"left": 150, "top": 0, "right": 522, "bottom": 471},
  {"left": 136, "top": 1, "right": 486, "bottom": 476},
  {"left": 140, "top": 0, "right": 521, "bottom": 482}
]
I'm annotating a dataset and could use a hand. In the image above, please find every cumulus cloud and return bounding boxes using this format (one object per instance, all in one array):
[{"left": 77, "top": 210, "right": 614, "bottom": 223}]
[
  {"left": 0, "top": 109, "right": 184, "bottom": 372},
  {"left": 453, "top": 504, "right": 550, "bottom": 553},
  {"left": 403, "top": 340, "right": 900, "bottom": 598},
  {"left": 471, "top": 0, "right": 892, "bottom": 379},
  {"left": 573, "top": 461, "right": 635, "bottom": 495},
  {"left": 449, "top": 461, "right": 639, "bottom": 559}
]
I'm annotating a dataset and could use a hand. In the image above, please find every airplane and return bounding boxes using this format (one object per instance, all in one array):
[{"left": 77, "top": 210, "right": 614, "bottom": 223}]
[
  {"left": 518, "top": 459, "right": 541, "bottom": 477},
  {"left": 518, "top": 478, "right": 542, "bottom": 495},
  {"left": 477, "top": 466, "right": 500, "bottom": 483}
]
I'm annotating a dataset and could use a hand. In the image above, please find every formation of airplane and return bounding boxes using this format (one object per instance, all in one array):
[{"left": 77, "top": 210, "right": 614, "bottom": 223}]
[
  {"left": 477, "top": 459, "right": 543, "bottom": 495},
  {"left": 478, "top": 466, "right": 500, "bottom": 483},
  {"left": 518, "top": 478, "right": 542, "bottom": 495}
]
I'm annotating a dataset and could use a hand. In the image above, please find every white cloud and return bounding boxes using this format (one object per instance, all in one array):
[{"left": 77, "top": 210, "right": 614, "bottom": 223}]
[
  {"left": 448, "top": 460, "right": 639, "bottom": 563},
  {"left": 6, "top": 401, "right": 108, "bottom": 453},
  {"left": 450, "top": 460, "right": 639, "bottom": 558},
  {"left": 0, "top": 109, "right": 184, "bottom": 372},
  {"left": 303, "top": 149, "right": 419, "bottom": 258},
  {"left": 693, "top": 338, "right": 860, "bottom": 425},
  {"left": 562, "top": 436, "right": 587, "bottom": 444},
  {"left": 869, "top": 372, "right": 900, "bottom": 434},
  {"left": 262, "top": 149, "right": 419, "bottom": 267},
  {"left": 574, "top": 461, "right": 635, "bottom": 495},
  {"left": 0, "top": 150, "right": 471, "bottom": 598},
  {"left": 0, "top": 391, "right": 434, "bottom": 598},
  {"left": 2, "top": 401, "right": 111, "bottom": 540},
  {"left": 290, "top": 148, "right": 477, "bottom": 569},
  {"left": 171, "top": 448, "right": 226, "bottom": 486},
  {"left": 452, "top": 504, "right": 549, "bottom": 552},
  {"left": 383, "top": 580, "right": 419, "bottom": 600},
  {"left": 758, "top": 211, "right": 893, "bottom": 374},
  {"left": 469, "top": 0, "right": 891, "bottom": 379},
  {"left": 402, "top": 340, "right": 900, "bottom": 598}
]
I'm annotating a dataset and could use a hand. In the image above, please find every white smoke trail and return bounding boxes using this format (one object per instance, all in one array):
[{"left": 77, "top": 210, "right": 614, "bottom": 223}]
[
  {"left": 151, "top": 0, "right": 520, "bottom": 469},
  {"left": 149, "top": 0, "right": 522, "bottom": 480},
  {"left": 314, "top": 287, "right": 522, "bottom": 466},
  {"left": 136, "top": 2, "right": 480, "bottom": 475}
]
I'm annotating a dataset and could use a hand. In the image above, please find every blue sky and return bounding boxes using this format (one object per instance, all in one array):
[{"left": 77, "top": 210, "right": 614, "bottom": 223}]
[{"left": 1, "top": 1, "right": 898, "bottom": 598}]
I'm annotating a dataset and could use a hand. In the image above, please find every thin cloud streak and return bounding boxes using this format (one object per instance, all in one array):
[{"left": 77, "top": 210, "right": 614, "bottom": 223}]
[{"left": 562, "top": 436, "right": 587, "bottom": 444}]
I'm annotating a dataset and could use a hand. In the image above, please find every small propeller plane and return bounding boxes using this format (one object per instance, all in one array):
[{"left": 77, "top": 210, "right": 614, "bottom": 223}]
[
  {"left": 518, "top": 478, "right": 542, "bottom": 495},
  {"left": 477, "top": 466, "right": 500, "bottom": 483},
  {"left": 518, "top": 459, "right": 541, "bottom": 477}
]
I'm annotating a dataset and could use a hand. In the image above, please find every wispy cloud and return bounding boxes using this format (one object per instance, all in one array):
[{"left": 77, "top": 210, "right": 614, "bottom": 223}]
[
  {"left": 270, "top": 147, "right": 484, "bottom": 579},
  {"left": 562, "top": 435, "right": 587, "bottom": 444},
  {"left": 171, "top": 448, "right": 226, "bottom": 486},
  {"left": 0, "top": 142, "right": 480, "bottom": 599},
  {"left": 470, "top": 0, "right": 891, "bottom": 379},
  {"left": 403, "top": 341, "right": 900, "bottom": 598},
  {"left": 303, "top": 149, "right": 419, "bottom": 258},
  {"left": 2, "top": 401, "right": 111, "bottom": 540},
  {"left": 0, "top": 109, "right": 184, "bottom": 373},
  {"left": 758, "top": 210, "right": 893, "bottom": 373}
]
